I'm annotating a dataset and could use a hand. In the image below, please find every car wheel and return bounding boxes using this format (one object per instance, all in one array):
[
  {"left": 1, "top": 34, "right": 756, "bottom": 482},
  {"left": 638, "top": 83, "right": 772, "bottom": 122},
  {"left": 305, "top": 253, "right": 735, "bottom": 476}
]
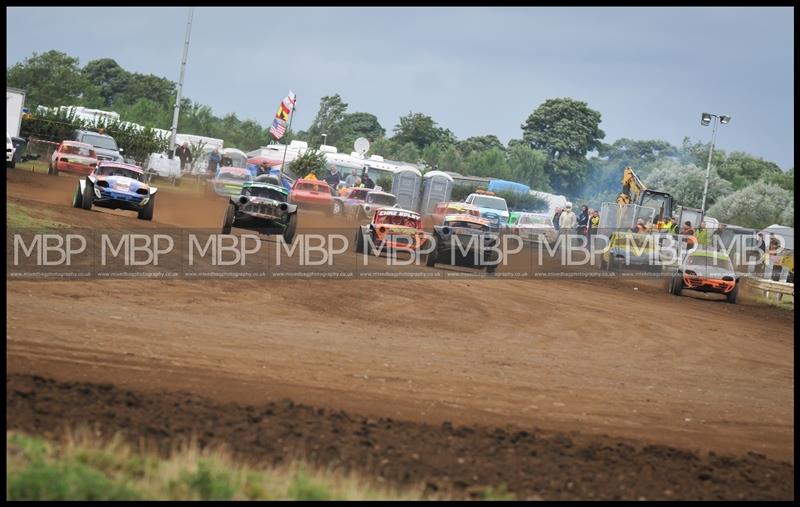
[
  {"left": 137, "top": 194, "right": 155, "bottom": 221},
  {"left": 726, "top": 284, "right": 739, "bottom": 304},
  {"left": 670, "top": 272, "right": 684, "bottom": 296},
  {"left": 283, "top": 212, "right": 298, "bottom": 244},
  {"left": 81, "top": 181, "right": 94, "bottom": 210},
  {"left": 607, "top": 256, "right": 616, "bottom": 272},
  {"left": 426, "top": 245, "right": 439, "bottom": 267},
  {"left": 47, "top": 162, "right": 54, "bottom": 175},
  {"left": 222, "top": 203, "right": 236, "bottom": 234},
  {"left": 354, "top": 229, "right": 365, "bottom": 253},
  {"left": 72, "top": 184, "right": 82, "bottom": 208},
  {"left": 486, "top": 264, "right": 497, "bottom": 275},
  {"left": 599, "top": 257, "right": 608, "bottom": 271}
]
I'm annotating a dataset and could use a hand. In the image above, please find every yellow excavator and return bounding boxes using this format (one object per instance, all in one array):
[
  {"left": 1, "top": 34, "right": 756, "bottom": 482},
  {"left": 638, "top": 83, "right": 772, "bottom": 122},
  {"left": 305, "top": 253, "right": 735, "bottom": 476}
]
[{"left": 616, "top": 166, "right": 675, "bottom": 223}]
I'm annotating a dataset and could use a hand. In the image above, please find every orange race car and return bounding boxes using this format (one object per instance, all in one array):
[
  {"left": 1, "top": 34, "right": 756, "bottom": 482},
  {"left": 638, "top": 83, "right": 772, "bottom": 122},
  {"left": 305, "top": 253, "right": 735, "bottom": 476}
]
[
  {"left": 48, "top": 140, "right": 98, "bottom": 176},
  {"left": 354, "top": 208, "right": 428, "bottom": 255},
  {"left": 668, "top": 249, "right": 740, "bottom": 303}
]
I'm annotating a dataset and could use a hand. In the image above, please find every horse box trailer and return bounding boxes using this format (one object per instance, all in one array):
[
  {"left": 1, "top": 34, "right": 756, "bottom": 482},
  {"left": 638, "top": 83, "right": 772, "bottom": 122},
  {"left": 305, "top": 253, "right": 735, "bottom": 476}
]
[{"left": 7, "top": 87, "right": 26, "bottom": 138}]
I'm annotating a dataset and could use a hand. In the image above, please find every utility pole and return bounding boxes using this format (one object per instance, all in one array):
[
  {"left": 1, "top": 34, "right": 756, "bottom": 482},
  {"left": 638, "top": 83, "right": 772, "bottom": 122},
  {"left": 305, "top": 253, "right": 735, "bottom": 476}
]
[{"left": 169, "top": 7, "right": 194, "bottom": 159}]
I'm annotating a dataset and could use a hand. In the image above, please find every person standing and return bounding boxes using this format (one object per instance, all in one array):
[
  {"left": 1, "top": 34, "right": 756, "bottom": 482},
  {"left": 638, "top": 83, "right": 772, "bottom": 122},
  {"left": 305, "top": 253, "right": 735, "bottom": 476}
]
[
  {"left": 362, "top": 170, "right": 375, "bottom": 189},
  {"left": 577, "top": 204, "right": 589, "bottom": 236},
  {"left": 175, "top": 142, "right": 193, "bottom": 172},
  {"left": 207, "top": 148, "right": 222, "bottom": 176},
  {"left": 325, "top": 165, "right": 341, "bottom": 188},
  {"left": 552, "top": 207, "right": 562, "bottom": 232},
  {"left": 344, "top": 168, "right": 357, "bottom": 187},
  {"left": 558, "top": 203, "right": 578, "bottom": 248}
]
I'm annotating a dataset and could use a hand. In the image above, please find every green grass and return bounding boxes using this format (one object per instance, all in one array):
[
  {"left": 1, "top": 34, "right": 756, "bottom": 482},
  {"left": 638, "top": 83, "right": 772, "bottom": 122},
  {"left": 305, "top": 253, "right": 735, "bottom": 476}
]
[
  {"left": 755, "top": 294, "right": 794, "bottom": 311},
  {"left": 7, "top": 430, "right": 480, "bottom": 501},
  {"left": 6, "top": 202, "right": 70, "bottom": 229}
]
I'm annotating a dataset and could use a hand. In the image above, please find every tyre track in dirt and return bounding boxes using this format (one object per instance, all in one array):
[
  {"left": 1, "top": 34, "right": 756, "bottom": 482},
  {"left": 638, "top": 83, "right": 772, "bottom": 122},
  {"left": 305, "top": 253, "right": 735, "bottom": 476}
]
[{"left": 5, "top": 167, "right": 796, "bottom": 497}]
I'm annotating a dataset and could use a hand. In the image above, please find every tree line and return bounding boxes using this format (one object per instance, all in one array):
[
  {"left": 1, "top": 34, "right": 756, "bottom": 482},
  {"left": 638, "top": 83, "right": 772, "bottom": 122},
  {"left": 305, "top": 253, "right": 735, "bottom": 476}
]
[{"left": 7, "top": 50, "right": 793, "bottom": 229}]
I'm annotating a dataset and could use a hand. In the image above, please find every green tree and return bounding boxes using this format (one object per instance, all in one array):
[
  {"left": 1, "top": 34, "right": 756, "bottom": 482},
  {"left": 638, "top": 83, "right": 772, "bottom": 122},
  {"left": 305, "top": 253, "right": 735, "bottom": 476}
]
[
  {"left": 464, "top": 147, "right": 512, "bottom": 179},
  {"left": 437, "top": 144, "right": 466, "bottom": 174},
  {"left": 707, "top": 181, "right": 793, "bottom": 229},
  {"left": 678, "top": 136, "right": 726, "bottom": 169},
  {"left": 334, "top": 112, "right": 385, "bottom": 153},
  {"left": 290, "top": 149, "right": 328, "bottom": 178},
  {"left": 392, "top": 112, "right": 455, "bottom": 150},
  {"left": 507, "top": 144, "right": 551, "bottom": 191},
  {"left": 7, "top": 50, "right": 96, "bottom": 108},
  {"left": 458, "top": 135, "right": 505, "bottom": 157},
  {"left": 521, "top": 98, "right": 605, "bottom": 160},
  {"left": 598, "top": 138, "right": 678, "bottom": 167},
  {"left": 521, "top": 98, "right": 605, "bottom": 195},
  {"left": 760, "top": 167, "right": 794, "bottom": 193},
  {"left": 306, "top": 94, "right": 349, "bottom": 147},
  {"left": 717, "top": 151, "right": 783, "bottom": 190},
  {"left": 644, "top": 159, "right": 732, "bottom": 209},
  {"left": 395, "top": 142, "right": 421, "bottom": 165},
  {"left": 82, "top": 58, "right": 129, "bottom": 107}
]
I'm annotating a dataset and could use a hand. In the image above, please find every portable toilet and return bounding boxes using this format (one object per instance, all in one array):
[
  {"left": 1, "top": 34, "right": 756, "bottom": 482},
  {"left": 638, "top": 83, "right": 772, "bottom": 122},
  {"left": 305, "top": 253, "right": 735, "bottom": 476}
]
[
  {"left": 391, "top": 165, "right": 423, "bottom": 210},
  {"left": 419, "top": 170, "right": 454, "bottom": 215}
]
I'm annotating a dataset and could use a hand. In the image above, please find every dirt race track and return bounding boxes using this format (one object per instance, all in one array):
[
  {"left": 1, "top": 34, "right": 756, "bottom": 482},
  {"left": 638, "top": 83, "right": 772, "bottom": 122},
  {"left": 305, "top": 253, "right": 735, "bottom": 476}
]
[{"left": 6, "top": 168, "right": 795, "bottom": 499}]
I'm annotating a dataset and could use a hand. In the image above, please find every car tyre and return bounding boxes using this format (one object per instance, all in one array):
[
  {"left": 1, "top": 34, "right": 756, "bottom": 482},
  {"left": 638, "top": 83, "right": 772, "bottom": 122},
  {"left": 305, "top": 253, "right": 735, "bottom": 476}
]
[
  {"left": 354, "top": 229, "right": 365, "bottom": 254},
  {"left": 72, "top": 184, "right": 82, "bottom": 208},
  {"left": 222, "top": 202, "right": 236, "bottom": 234},
  {"left": 726, "top": 284, "right": 739, "bottom": 304},
  {"left": 137, "top": 194, "right": 155, "bottom": 221},
  {"left": 670, "top": 272, "right": 684, "bottom": 296},
  {"left": 81, "top": 181, "right": 94, "bottom": 210},
  {"left": 283, "top": 212, "right": 298, "bottom": 244}
]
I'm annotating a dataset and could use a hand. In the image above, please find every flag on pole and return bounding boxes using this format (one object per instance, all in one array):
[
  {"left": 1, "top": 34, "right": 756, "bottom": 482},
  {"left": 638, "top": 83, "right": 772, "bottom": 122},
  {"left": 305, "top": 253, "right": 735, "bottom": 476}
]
[
  {"left": 276, "top": 101, "right": 290, "bottom": 122},
  {"left": 270, "top": 118, "right": 287, "bottom": 139},
  {"left": 269, "top": 91, "right": 296, "bottom": 140}
]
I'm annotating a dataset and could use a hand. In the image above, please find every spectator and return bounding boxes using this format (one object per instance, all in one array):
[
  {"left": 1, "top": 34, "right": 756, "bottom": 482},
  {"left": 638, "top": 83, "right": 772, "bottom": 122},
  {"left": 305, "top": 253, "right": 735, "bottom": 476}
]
[
  {"left": 681, "top": 221, "right": 695, "bottom": 236},
  {"left": 362, "top": 170, "right": 375, "bottom": 189},
  {"left": 325, "top": 165, "right": 341, "bottom": 188},
  {"left": 696, "top": 222, "right": 710, "bottom": 247},
  {"left": 220, "top": 154, "right": 233, "bottom": 168},
  {"left": 589, "top": 210, "right": 600, "bottom": 236},
  {"left": 207, "top": 148, "right": 222, "bottom": 176},
  {"left": 631, "top": 218, "right": 647, "bottom": 233},
  {"left": 175, "top": 142, "right": 193, "bottom": 172},
  {"left": 558, "top": 202, "right": 577, "bottom": 233},
  {"left": 753, "top": 232, "right": 767, "bottom": 276},
  {"left": 344, "top": 168, "right": 357, "bottom": 187},
  {"left": 577, "top": 205, "right": 589, "bottom": 235},
  {"left": 552, "top": 207, "right": 562, "bottom": 232},
  {"left": 257, "top": 161, "right": 271, "bottom": 176},
  {"left": 768, "top": 234, "right": 784, "bottom": 281}
]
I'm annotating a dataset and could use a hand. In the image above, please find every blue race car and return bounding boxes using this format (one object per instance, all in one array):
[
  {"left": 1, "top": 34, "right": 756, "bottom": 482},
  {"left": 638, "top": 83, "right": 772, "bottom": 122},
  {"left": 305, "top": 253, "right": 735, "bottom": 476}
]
[{"left": 72, "top": 162, "right": 157, "bottom": 220}]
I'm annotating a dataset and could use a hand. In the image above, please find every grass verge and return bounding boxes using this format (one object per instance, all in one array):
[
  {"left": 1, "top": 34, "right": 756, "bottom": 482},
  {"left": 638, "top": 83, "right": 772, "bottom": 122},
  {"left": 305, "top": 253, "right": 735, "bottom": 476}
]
[
  {"left": 7, "top": 430, "right": 514, "bottom": 500},
  {"left": 7, "top": 202, "right": 70, "bottom": 229}
]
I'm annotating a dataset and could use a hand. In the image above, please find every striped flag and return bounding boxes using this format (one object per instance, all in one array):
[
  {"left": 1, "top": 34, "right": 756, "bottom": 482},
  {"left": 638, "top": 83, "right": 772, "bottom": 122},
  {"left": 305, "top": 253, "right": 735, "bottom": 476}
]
[
  {"left": 269, "top": 91, "right": 296, "bottom": 140},
  {"left": 270, "top": 118, "right": 287, "bottom": 139}
]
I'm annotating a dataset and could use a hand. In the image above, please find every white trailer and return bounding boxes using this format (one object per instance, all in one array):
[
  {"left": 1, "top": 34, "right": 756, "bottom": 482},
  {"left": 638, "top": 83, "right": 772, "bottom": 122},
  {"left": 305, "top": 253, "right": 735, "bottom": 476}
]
[{"left": 6, "top": 87, "right": 26, "bottom": 138}]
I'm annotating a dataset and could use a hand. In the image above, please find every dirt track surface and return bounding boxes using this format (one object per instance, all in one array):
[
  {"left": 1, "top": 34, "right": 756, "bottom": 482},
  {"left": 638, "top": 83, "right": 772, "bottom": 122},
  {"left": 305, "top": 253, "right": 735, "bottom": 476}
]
[
  {"left": 6, "top": 168, "right": 795, "bottom": 498},
  {"left": 7, "top": 374, "right": 794, "bottom": 500}
]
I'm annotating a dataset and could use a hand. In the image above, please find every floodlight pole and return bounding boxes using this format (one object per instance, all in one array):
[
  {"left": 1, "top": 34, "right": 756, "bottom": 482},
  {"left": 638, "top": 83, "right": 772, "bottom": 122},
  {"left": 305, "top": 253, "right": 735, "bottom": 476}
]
[
  {"left": 701, "top": 115, "right": 719, "bottom": 213},
  {"left": 169, "top": 7, "right": 194, "bottom": 159}
]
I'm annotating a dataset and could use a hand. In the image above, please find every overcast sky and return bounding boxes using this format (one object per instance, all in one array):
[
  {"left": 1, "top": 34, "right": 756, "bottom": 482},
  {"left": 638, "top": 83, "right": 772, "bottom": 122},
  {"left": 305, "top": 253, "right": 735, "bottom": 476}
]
[{"left": 6, "top": 7, "right": 795, "bottom": 169}]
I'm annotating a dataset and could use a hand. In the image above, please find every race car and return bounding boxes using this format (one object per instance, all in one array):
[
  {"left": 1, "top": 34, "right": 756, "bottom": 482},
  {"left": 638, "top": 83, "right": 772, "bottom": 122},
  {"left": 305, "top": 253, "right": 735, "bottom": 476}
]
[
  {"left": 205, "top": 167, "right": 254, "bottom": 198},
  {"left": 668, "top": 249, "right": 740, "bottom": 303},
  {"left": 354, "top": 208, "right": 428, "bottom": 256},
  {"left": 48, "top": 141, "right": 98, "bottom": 176},
  {"left": 221, "top": 180, "right": 298, "bottom": 243},
  {"left": 345, "top": 189, "right": 398, "bottom": 223},
  {"left": 72, "top": 162, "right": 156, "bottom": 220},
  {"left": 508, "top": 211, "right": 557, "bottom": 245},
  {"left": 332, "top": 187, "right": 369, "bottom": 216},
  {"left": 424, "top": 214, "right": 501, "bottom": 274},
  {"left": 288, "top": 179, "right": 334, "bottom": 215},
  {"left": 600, "top": 231, "right": 664, "bottom": 272},
  {"left": 428, "top": 201, "right": 481, "bottom": 227}
]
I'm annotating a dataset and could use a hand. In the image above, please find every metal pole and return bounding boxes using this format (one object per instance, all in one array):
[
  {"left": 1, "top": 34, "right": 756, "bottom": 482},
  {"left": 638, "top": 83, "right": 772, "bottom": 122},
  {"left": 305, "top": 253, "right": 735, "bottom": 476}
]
[
  {"left": 279, "top": 100, "right": 296, "bottom": 174},
  {"left": 169, "top": 7, "right": 194, "bottom": 159},
  {"left": 701, "top": 116, "right": 718, "bottom": 212}
]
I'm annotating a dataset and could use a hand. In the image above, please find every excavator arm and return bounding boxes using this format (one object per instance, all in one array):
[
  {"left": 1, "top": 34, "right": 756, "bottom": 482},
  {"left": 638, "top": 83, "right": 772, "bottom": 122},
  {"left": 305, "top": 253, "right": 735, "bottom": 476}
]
[{"left": 616, "top": 166, "right": 647, "bottom": 205}]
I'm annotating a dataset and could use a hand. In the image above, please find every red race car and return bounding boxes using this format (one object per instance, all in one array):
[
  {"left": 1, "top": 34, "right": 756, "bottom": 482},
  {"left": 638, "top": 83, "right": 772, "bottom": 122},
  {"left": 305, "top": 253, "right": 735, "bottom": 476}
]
[
  {"left": 48, "top": 141, "right": 98, "bottom": 176},
  {"left": 288, "top": 178, "right": 334, "bottom": 215},
  {"left": 355, "top": 208, "right": 429, "bottom": 255}
]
